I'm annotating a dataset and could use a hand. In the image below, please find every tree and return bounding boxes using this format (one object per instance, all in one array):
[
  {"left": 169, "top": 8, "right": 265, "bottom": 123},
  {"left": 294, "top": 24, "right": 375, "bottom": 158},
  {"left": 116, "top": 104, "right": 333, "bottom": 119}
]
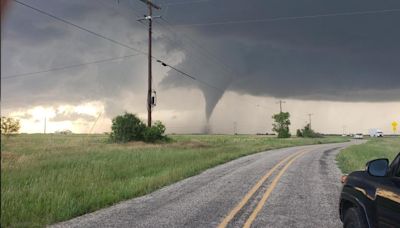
[
  {"left": 1, "top": 116, "right": 20, "bottom": 137},
  {"left": 110, "top": 113, "right": 168, "bottom": 143},
  {"left": 272, "top": 112, "right": 291, "bottom": 138},
  {"left": 143, "top": 121, "right": 167, "bottom": 142},
  {"left": 110, "top": 113, "right": 146, "bottom": 142},
  {"left": 297, "top": 123, "right": 323, "bottom": 138}
]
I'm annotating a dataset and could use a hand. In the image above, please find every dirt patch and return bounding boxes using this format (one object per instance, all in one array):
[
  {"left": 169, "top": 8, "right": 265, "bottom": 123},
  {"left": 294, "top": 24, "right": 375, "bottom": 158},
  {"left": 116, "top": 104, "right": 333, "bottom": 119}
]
[
  {"left": 172, "top": 140, "right": 210, "bottom": 149},
  {"left": 121, "top": 141, "right": 166, "bottom": 148},
  {"left": 1, "top": 151, "right": 21, "bottom": 161},
  {"left": 114, "top": 140, "right": 210, "bottom": 149}
]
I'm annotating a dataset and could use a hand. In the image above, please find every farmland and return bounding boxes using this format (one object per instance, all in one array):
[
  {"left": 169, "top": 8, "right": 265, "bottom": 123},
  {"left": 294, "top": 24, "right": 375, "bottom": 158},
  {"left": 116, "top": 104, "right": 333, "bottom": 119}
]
[{"left": 337, "top": 137, "right": 400, "bottom": 174}]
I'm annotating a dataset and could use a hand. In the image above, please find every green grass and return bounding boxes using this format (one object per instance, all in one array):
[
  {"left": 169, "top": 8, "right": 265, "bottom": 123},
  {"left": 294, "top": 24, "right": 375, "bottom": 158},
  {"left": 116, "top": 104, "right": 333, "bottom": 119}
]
[
  {"left": 337, "top": 137, "right": 400, "bottom": 174},
  {"left": 1, "top": 134, "right": 347, "bottom": 227}
]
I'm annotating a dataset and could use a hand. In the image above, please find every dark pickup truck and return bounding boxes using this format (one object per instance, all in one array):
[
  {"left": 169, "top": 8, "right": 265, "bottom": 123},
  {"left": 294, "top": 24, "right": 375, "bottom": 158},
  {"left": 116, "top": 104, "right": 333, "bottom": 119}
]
[{"left": 339, "top": 152, "right": 400, "bottom": 228}]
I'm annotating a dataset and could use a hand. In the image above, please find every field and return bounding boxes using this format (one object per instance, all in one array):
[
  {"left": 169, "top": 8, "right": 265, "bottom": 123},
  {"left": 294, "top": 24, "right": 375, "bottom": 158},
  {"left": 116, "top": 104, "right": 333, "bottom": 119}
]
[
  {"left": 337, "top": 137, "right": 400, "bottom": 174},
  {"left": 1, "top": 134, "right": 347, "bottom": 227}
]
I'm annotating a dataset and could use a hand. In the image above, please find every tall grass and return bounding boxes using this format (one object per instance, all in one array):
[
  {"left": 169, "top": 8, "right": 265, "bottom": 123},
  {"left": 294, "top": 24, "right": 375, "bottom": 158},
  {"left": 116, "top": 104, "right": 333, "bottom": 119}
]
[
  {"left": 336, "top": 137, "right": 400, "bottom": 174},
  {"left": 1, "top": 134, "right": 347, "bottom": 227}
]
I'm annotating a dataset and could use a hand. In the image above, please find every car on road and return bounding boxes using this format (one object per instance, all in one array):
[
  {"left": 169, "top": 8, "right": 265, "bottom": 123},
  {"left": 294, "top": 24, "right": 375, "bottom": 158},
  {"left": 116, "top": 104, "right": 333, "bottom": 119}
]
[
  {"left": 339, "top": 153, "right": 400, "bottom": 228},
  {"left": 369, "top": 129, "right": 384, "bottom": 138},
  {"left": 353, "top": 133, "right": 364, "bottom": 139}
]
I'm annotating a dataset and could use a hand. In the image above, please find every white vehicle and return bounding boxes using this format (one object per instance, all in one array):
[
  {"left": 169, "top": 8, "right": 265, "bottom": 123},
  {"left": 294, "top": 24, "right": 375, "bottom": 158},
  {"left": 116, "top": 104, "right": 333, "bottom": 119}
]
[
  {"left": 353, "top": 133, "right": 364, "bottom": 139},
  {"left": 369, "top": 129, "right": 384, "bottom": 137}
]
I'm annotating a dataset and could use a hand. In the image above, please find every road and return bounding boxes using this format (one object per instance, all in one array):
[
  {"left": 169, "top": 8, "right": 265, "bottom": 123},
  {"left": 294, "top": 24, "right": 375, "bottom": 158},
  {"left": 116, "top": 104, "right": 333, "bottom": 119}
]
[{"left": 53, "top": 141, "right": 359, "bottom": 228}]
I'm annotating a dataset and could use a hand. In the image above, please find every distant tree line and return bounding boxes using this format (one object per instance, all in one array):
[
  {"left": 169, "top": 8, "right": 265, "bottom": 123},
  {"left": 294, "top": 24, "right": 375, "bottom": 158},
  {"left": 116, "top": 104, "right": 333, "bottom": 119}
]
[{"left": 271, "top": 112, "right": 322, "bottom": 138}]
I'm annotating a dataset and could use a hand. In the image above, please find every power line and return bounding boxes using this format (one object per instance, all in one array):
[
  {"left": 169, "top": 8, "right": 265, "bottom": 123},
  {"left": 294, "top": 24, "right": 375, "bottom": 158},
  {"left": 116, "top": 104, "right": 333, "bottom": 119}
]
[
  {"left": 158, "top": 18, "right": 236, "bottom": 80},
  {"left": 13, "top": 0, "right": 147, "bottom": 55},
  {"left": 120, "top": 0, "right": 236, "bottom": 82},
  {"left": 12, "top": 0, "right": 226, "bottom": 94},
  {"left": 106, "top": 0, "right": 234, "bottom": 91},
  {"left": 161, "top": 0, "right": 212, "bottom": 7},
  {"left": 112, "top": 1, "right": 235, "bottom": 84},
  {"left": 117, "top": 1, "right": 232, "bottom": 92},
  {"left": 108, "top": 1, "right": 232, "bottom": 92},
  {"left": 156, "top": 59, "right": 225, "bottom": 92},
  {"left": 2, "top": 53, "right": 142, "bottom": 80},
  {"left": 123, "top": 0, "right": 211, "bottom": 12},
  {"left": 172, "top": 8, "right": 400, "bottom": 27}
]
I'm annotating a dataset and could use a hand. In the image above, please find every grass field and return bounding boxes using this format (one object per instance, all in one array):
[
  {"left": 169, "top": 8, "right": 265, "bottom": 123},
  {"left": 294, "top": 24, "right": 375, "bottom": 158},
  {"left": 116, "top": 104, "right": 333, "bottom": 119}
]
[
  {"left": 1, "top": 134, "right": 347, "bottom": 227},
  {"left": 337, "top": 137, "right": 400, "bottom": 174}
]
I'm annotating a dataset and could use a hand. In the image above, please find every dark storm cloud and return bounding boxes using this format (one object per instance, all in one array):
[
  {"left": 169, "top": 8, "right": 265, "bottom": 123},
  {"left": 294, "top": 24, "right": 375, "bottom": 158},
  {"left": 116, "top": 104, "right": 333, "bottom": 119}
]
[
  {"left": 1, "top": 0, "right": 155, "bottom": 115},
  {"left": 160, "top": 0, "right": 400, "bottom": 102},
  {"left": 1, "top": 0, "right": 400, "bottom": 121}
]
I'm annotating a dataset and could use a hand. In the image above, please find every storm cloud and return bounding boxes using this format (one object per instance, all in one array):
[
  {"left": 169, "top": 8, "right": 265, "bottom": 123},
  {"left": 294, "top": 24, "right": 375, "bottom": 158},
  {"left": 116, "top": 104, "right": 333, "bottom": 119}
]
[
  {"left": 1, "top": 0, "right": 400, "bottom": 124},
  {"left": 160, "top": 0, "right": 400, "bottom": 101}
]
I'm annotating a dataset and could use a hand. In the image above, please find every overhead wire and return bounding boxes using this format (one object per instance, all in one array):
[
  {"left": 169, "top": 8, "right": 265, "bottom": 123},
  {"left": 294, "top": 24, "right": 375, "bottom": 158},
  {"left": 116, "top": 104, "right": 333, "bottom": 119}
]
[
  {"left": 172, "top": 8, "right": 400, "bottom": 27},
  {"left": 11, "top": 0, "right": 226, "bottom": 93},
  {"left": 107, "top": 0, "right": 229, "bottom": 92},
  {"left": 157, "top": 18, "right": 236, "bottom": 80},
  {"left": 156, "top": 60, "right": 224, "bottom": 92},
  {"left": 13, "top": 0, "right": 147, "bottom": 55},
  {"left": 118, "top": 1, "right": 237, "bottom": 85},
  {"left": 2, "top": 53, "right": 142, "bottom": 80},
  {"left": 160, "top": 0, "right": 212, "bottom": 7}
]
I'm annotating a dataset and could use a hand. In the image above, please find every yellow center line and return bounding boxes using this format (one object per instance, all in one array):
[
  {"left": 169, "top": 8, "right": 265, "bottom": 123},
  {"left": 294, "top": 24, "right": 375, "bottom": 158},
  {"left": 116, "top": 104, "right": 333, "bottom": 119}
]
[
  {"left": 218, "top": 150, "right": 306, "bottom": 228},
  {"left": 243, "top": 151, "right": 309, "bottom": 228}
]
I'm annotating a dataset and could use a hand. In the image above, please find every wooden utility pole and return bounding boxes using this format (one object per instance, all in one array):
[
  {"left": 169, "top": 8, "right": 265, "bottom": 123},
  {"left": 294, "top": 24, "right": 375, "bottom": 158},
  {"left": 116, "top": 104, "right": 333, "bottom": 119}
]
[
  {"left": 44, "top": 116, "right": 47, "bottom": 134},
  {"left": 308, "top": 113, "right": 314, "bottom": 129},
  {"left": 276, "top": 100, "right": 286, "bottom": 113},
  {"left": 139, "top": 0, "right": 161, "bottom": 127}
]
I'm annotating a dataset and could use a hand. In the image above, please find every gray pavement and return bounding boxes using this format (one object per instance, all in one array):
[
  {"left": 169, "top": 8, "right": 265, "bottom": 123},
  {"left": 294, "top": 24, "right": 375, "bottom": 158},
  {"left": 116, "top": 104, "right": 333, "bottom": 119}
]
[{"left": 52, "top": 141, "right": 358, "bottom": 228}]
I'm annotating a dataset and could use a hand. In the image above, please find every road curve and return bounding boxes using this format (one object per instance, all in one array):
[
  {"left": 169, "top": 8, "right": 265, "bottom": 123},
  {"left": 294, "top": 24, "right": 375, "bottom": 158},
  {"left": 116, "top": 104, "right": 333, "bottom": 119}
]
[{"left": 52, "top": 141, "right": 358, "bottom": 228}]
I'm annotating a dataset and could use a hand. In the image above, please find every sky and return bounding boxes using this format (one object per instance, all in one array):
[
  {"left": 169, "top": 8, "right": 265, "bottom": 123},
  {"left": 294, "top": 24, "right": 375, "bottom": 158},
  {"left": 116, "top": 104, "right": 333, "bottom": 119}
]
[{"left": 1, "top": 0, "right": 400, "bottom": 134}]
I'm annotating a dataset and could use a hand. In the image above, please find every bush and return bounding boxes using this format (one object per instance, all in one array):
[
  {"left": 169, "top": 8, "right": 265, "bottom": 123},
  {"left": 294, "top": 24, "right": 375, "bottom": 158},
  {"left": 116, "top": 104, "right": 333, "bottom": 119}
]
[
  {"left": 110, "top": 113, "right": 168, "bottom": 143},
  {"left": 110, "top": 113, "right": 146, "bottom": 142},
  {"left": 1, "top": 116, "right": 20, "bottom": 137},
  {"left": 297, "top": 124, "right": 323, "bottom": 138},
  {"left": 143, "top": 121, "right": 167, "bottom": 143},
  {"left": 296, "top": 129, "right": 303, "bottom": 137}
]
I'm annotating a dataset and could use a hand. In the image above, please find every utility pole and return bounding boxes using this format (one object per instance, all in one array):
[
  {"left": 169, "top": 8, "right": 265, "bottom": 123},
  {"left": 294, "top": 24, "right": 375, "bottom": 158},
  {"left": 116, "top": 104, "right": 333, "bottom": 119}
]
[
  {"left": 308, "top": 113, "right": 313, "bottom": 129},
  {"left": 139, "top": 0, "right": 161, "bottom": 127},
  {"left": 44, "top": 116, "right": 47, "bottom": 134},
  {"left": 276, "top": 100, "right": 286, "bottom": 113}
]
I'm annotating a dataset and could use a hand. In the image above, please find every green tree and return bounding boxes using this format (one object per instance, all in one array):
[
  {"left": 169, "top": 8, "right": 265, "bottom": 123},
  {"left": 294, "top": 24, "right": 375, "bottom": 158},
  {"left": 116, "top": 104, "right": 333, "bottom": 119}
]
[
  {"left": 143, "top": 121, "right": 167, "bottom": 143},
  {"left": 272, "top": 112, "right": 291, "bottom": 138},
  {"left": 110, "top": 113, "right": 146, "bottom": 142},
  {"left": 110, "top": 113, "right": 168, "bottom": 143},
  {"left": 297, "top": 123, "right": 322, "bottom": 138},
  {"left": 296, "top": 129, "right": 303, "bottom": 137},
  {"left": 1, "top": 116, "right": 20, "bottom": 137}
]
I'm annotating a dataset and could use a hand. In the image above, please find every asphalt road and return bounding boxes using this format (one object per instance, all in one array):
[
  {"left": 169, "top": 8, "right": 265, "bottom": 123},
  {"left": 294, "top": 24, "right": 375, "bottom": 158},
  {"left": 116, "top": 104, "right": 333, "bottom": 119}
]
[{"left": 53, "top": 141, "right": 359, "bottom": 228}]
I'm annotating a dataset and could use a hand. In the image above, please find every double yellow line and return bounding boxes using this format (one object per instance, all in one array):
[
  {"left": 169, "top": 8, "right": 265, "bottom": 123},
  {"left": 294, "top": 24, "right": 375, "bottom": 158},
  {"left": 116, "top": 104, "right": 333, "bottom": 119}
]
[{"left": 218, "top": 149, "right": 309, "bottom": 228}]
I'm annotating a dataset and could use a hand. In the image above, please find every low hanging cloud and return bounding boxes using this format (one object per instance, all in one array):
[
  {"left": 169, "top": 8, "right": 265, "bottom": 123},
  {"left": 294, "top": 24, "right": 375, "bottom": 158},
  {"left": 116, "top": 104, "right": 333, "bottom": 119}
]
[
  {"left": 1, "top": 0, "right": 182, "bottom": 117},
  {"left": 1, "top": 0, "right": 400, "bottom": 123},
  {"left": 50, "top": 112, "right": 97, "bottom": 122},
  {"left": 160, "top": 0, "right": 400, "bottom": 102}
]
